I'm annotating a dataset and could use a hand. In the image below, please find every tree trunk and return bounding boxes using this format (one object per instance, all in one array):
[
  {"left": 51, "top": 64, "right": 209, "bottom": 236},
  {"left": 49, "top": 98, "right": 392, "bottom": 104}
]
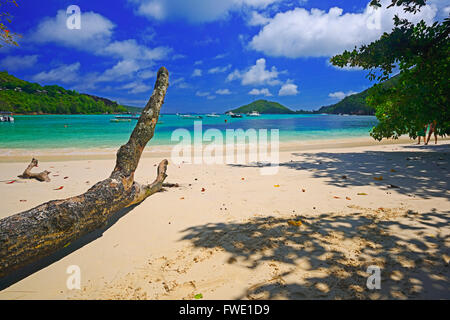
[
  {"left": 18, "top": 158, "right": 51, "bottom": 182},
  {"left": 0, "top": 67, "right": 170, "bottom": 278}
]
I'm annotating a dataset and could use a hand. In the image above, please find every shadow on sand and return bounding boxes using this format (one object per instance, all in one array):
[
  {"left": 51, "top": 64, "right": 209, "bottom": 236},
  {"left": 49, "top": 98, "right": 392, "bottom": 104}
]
[
  {"left": 231, "top": 144, "right": 449, "bottom": 200},
  {"left": 179, "top": 144, "right": 449, "bottom": 299},
  {"left": 180, "top": 208, "right": 449, "bottom": 299}
]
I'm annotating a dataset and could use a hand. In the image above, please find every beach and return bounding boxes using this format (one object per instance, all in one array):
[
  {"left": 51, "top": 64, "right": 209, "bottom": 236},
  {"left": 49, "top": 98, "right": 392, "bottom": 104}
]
[{"left": 0, "top": 138, "right": 448, "bottom": 300}]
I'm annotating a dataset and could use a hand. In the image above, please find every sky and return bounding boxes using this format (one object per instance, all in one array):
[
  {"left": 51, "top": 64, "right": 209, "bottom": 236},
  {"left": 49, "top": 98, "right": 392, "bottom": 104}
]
[{"left": 0, "top": 0, "right": 448, "bottom": 113}]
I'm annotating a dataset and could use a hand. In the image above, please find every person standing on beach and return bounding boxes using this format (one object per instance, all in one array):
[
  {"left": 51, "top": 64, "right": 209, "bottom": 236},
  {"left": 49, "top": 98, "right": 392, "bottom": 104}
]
[
  {"left": 417, "top": 124, "right": 428, "bottom": 144},
  {"left": 425, "top": 120, "right": 438, "bottom": 145}
]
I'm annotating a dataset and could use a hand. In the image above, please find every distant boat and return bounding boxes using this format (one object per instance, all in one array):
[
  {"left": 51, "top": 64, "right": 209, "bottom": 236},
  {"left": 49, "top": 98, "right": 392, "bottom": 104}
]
[
  {"left": 231, "top": 114, "right": 243, "bottom": 118},
  {"left": 179, "top": 114, "right": 203, "bottom": 119},
  {"left": 115, "top": 114, "right": 140, "bottom": 120},
  {"left": 246, "top": 111, "right": 260, "bottom": 117},
  {"left": 0, "top": 111, "right": 14, "bottom": 122},
  {"left": 110, "top": 118, "right": 131, "bottom": 123},
  {"left": 206, "top": 113, "right": 220, "bottom": 118}
]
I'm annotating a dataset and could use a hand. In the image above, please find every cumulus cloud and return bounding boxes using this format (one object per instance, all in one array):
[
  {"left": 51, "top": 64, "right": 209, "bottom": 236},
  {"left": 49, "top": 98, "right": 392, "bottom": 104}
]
[
  {"left": 30, "top": 10, "right": 114, "bottom": 52},
  {"left": 28, "top": 10, "right": 172, "bottom": 91},
  {"left": 97, "top": 60, "right": 141, "bottom": 82},
  {"left": 208, "top": 64, "right": 232, "bottom": 74},
  {"left": 129, "top": 0, "right": 279, "bottom": 23},
  {"left": 32, "top": 63, "right": 81, "bottom": 84},
  {"left": 101, "top": 39, "right": 171, "bottom": 61},
  {"left": 248, "top": 11, "right": 271, "bottom": 26},
  {"left": 216, "top": 89, "right": 232, "bottom": 95},
  {"left": 196, "top": 91, "right": 210, "bottom": 97},
  {"left": 250, "top": 0, "right": 438, "bottom": 58},
  {"left": 192, "top": 69, "right": 203, "bottom": 77},
  {"left": 122, "top": 81, "right": 152, "bottom": 94},
  {"left": 329, "top": 90, "right": 358, "bottom": 100},
  {"left": 227, "top": 58, "right": 280, "bottom": 86},
  {"left": 249, "top": 88, "right": 273, "bottom": 96},
  {"left": 0, "top": 55, "right": 38, "bottom": 71},
  {"left": 279, "top": 81, "right": 298, "bottom": 96}
]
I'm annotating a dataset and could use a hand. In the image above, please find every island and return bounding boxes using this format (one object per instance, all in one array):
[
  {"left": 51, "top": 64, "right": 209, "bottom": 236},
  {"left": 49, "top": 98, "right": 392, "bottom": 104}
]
[
  {"left": 227, "top": 100, "right": 296, "bottom": 114},
  {"left": 0, "top": 71, "right": 129, "bottom": 114}
]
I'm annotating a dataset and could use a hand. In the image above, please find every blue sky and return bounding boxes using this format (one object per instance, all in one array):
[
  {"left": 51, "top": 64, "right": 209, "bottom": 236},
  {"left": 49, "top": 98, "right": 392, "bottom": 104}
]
[{"left": 0, "top": 0, "right": 448, "bottom": 113}]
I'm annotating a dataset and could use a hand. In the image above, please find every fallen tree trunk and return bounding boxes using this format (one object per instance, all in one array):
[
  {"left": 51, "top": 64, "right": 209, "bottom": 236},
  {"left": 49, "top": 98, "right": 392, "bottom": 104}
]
[
  {"left": 0, "top": 67, "right": 170, "bottom": 278},
  {"left": 18, "top": 158, "right": 51, "bottom": 182}
]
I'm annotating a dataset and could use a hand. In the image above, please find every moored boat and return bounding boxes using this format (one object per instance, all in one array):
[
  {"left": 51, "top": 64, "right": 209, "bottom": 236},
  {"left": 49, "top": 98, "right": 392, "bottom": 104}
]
[{"left": 0, "top": 111, "right": 14, "bottom": 122}]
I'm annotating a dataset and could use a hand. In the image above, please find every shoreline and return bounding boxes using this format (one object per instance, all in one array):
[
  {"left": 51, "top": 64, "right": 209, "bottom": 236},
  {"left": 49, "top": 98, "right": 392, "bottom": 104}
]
[{"left": 1, "top": 135, "right": 444, "bottom": 163}]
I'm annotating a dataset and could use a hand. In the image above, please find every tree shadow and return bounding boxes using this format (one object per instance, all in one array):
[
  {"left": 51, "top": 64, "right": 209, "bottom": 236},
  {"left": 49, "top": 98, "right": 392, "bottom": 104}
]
[
  {"left": 230, "top": 144, "right": 449, "bottom": 199},
  {"left": 180, "top": 208, "right": 449, "bottom": 299}
]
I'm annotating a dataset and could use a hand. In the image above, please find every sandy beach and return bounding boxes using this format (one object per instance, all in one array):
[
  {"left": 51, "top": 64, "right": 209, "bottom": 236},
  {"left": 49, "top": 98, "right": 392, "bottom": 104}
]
[{"left": 0, "top": 138, "right": 449, "bottom": 300}]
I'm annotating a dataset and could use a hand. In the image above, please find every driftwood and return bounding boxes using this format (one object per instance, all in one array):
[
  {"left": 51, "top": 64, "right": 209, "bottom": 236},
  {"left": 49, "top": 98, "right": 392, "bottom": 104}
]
[
  {"left": 18, "top": 158, "right": 51, "bottom": 182},
  {"left": 0, "top": 67, "right": 170, "bottom": 278}
]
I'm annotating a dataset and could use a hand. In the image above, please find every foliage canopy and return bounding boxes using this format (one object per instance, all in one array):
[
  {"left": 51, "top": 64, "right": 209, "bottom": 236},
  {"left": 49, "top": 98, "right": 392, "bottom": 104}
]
[{"left": 331, "top": 0, "right": 449, "bottom": 140}]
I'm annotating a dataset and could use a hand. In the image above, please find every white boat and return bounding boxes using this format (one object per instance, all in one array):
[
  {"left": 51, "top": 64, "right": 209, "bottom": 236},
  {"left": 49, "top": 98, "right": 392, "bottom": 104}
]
[
  {"left": 0, "top": 112, "right": 14, "bottom": 122},
  {"left": 179, "top": 114, "right": 203, "bottom": 119},
  {"left": 206, "top": 113, "right": 220, "bottom": 118},
  {"left": 247, "top": 111, "right": 260, "bottom": 117}
]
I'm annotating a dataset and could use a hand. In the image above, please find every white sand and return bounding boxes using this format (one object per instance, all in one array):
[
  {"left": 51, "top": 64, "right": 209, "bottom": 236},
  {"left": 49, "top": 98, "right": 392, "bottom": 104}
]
[{"left": 0, "top": 139, "right": 449, "bottom": 300}]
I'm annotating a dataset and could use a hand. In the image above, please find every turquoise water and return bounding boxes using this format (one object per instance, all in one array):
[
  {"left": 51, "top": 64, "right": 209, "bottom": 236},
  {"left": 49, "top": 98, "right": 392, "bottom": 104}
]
[{"left": 0, "top": 114, "right": 378, "bottom": 149}]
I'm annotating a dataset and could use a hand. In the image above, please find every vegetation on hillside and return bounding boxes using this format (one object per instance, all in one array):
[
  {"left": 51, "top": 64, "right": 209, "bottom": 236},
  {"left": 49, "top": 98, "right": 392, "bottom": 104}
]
[
  {"left": 0, "top": 71, "right": 128, "bottom": 114},
  {"left": 229, "top": 99, "right": 295, "bottom": 114},
  {"left": 319, "top": 75, "right": 400, "bottom": 115}
]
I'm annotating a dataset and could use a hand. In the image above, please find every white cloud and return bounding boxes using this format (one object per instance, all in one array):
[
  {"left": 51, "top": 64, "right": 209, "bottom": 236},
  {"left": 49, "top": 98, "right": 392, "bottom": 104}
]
[
  {"left": 194, "top": 60, "right": 203, "bottom": 65},
  {"left": 329, "top": 90, "right": 358, "bottom": 100},
  {"left": 249, "top": 88, "right": 272, "bottom": 96},
  {"left": 250, "top": 0, "right": 438, "bottom": 58},
  {"left": 279, "top": 81, "right": 298, "bottom": 96},
  {"left": 227, "top": 58, "right": 280, "bottom": 86},
  {"left": 32, "top": 63, "right": 81, "bottom": 84},
  {"left": 192, "top": 69, "right": 203, "bottom": 77},
  {"left": 98, "top": 60, "right": 141, "bottom": 82},
  {"left": 196, "top": 91, "right": 210, "bottom": 97},
  {"left": 28, "top": 10, "right": 172, "bottom": 90},
  {"left": 216, "top": 89, "right": 232, "bottom": 95},
  {"left": 30, "top": 10, "right": 114, "bottom": 52},
  {"left": 0, "top": 55, "right": 38, "bottom": 71},
  {"left": 172, "top": 77, "right": 190, "bottom": 89},
  {"left": 207, "top": 95, "right": 216, "bottom": 100},
  {"left": 208, "top": 64, "right": 232, "bottom": 74},
  {"left": 129, "top": 0, "right": 279, "bottom": 23},
  {"left": 213, "top": 53, "right": 228, "bottom": 59},
  {"left": 248, "top": 11, "right": 271, "bottom": 26},
  {"left": 172, "top": 54, "right": 186, "bottom": 60},
  {"left": 122, "top": 81, "right": 152, "bottom": 94},
  {"left": 101, "top": 39, "right": 171, "bottom": 61}
]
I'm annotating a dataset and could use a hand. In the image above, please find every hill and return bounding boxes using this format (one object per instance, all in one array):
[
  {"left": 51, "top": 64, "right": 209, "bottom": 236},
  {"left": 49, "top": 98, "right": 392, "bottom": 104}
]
[
  {"left": 0, "top": 71, "right": 128, "bottom": 114},
  {"left": 228, "top": 99, "right": 295, "bottom": 114},
  {"left": 318, "top": 75, "right": 400, "bottom": 115},
  {"left": 318, "top": 90, "right": 373, "bottom": 115}
]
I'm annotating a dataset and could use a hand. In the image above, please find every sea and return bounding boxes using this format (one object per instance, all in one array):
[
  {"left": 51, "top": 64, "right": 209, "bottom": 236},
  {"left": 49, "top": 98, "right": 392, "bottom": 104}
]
[{"left": 0, "top": 114, "right": 378, "bottom": 149}]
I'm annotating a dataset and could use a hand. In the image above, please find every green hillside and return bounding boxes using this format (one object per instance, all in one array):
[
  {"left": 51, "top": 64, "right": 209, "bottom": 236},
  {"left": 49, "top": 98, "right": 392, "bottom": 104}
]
[
  {"left": 229, "top": 99, "right": 295, "bottom": 114},
  {"left": 318, "top": 90, "right": 373, "bottom": 115},
  {"left": 318, "top": 75, "right": 400, "bottom": 115},
  {"left": 0, "top": 71, "right": 128, "bottom": 114}
]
